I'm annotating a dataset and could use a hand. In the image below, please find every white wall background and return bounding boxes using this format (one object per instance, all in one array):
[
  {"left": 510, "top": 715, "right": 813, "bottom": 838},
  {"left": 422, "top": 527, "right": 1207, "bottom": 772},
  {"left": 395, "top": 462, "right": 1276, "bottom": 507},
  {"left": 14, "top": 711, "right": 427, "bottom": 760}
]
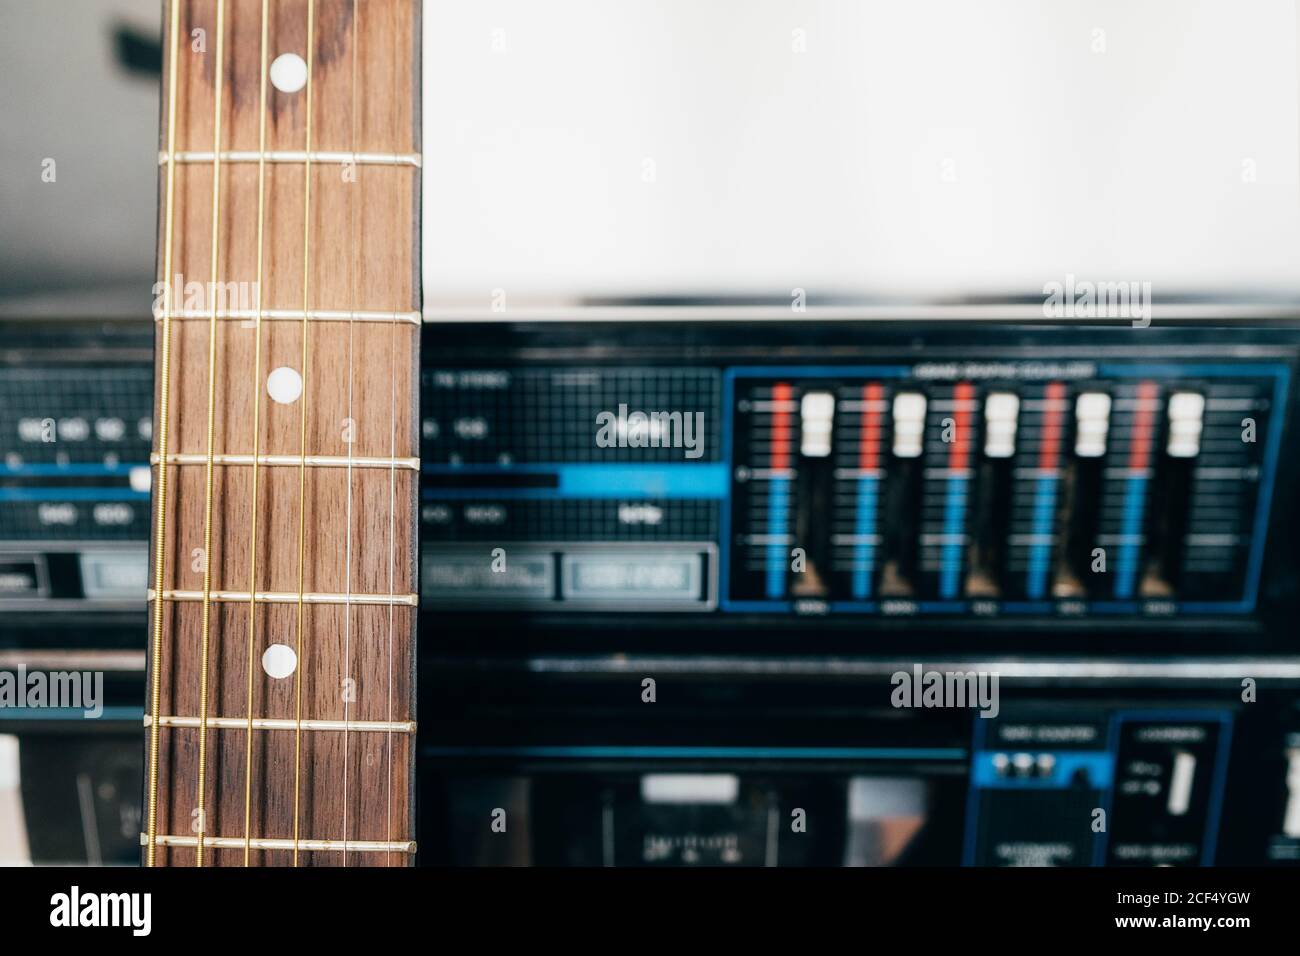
[
  {"left": 2, "top": 1, "right": 1298, "bottom": 315},
  {"left": 423, "top": 0, "right": 1300, "bottom": 310}
]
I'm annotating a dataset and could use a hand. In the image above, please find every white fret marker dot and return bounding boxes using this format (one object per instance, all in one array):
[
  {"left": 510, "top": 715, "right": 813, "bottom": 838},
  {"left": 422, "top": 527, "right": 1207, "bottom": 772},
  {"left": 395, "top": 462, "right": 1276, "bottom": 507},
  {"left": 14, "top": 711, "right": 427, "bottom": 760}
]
[
  {"left": 270, "top": 53, "right": 308, "bottom": 94},
  {"left": 262, "top": 644, "right": 297, "bottom": 680},
  {"left": 267, "top": 366, "right": 302, "bottom": 404}
]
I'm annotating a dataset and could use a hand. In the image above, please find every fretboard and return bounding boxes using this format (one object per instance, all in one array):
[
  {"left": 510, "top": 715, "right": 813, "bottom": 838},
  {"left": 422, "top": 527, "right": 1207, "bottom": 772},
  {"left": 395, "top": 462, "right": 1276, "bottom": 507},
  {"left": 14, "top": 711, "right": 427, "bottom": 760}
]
[{"left": 144, "top": 0, "right": 421, "bottom": 866}]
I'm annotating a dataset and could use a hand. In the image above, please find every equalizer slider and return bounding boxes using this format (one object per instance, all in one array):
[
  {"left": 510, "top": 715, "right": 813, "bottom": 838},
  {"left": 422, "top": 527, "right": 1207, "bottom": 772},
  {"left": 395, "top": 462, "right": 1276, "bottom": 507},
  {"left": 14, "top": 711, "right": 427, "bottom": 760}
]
[{"left": 722, "top": 363, "right": 1287, "bottom": 617}]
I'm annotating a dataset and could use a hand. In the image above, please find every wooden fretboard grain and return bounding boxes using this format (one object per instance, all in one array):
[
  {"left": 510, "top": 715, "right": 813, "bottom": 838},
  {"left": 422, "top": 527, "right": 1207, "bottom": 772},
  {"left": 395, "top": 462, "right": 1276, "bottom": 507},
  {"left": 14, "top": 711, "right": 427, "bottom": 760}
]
[{"left": 145, "top": 0, "right": 421, "bottom": 867}]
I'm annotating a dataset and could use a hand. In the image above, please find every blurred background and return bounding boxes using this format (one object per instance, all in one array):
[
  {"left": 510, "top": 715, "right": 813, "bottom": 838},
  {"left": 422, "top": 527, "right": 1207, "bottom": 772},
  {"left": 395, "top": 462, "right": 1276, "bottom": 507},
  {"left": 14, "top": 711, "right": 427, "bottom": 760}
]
[{"left": 3, "top": 0, "right": 1300, "bottom": 867}]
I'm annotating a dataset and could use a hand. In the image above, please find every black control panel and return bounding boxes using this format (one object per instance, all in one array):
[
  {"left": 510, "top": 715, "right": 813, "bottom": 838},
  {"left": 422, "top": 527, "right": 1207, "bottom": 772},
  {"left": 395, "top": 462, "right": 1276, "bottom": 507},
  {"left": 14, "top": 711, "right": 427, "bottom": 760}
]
[
  {"left": 409, "top": 319, "right": 1300, "bottom": 869},
  {"left": 0, "top": 322, "right": 151, "bottom": 622},
  {"left": 4, "top": 316, "right": 1300, "bottom": 868},
  {"left": 418, "top": 672, "right": 1300, "bottom": 867},
  {"left": 417, "top": 321, "right": 1300, "bottom": 658},
  {"left": 421, "top": 366, "right": 722, "bottom": 611},
  {"left": 7, "top": 320, "right": 1297, "bottom": 643}
]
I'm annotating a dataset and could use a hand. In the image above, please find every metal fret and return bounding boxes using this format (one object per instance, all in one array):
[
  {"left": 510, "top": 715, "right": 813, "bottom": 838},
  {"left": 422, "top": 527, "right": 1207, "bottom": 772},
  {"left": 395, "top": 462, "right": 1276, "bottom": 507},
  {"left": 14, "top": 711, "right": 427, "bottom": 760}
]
[
  {"left": 159, "top": 308, "right": 421, "bottom": 325},
  {"left": 146, "top": 715, "right": 416, "bottom": 733},
  {"left": 150, "top": 589, "right": 418, "bottom": 607},
  {"left": 152, "top": 453, "right": 420, "bottom": 471},
  {"left": 143, "top": 834, "right": 417, "bottom": 854},
  {"left": 161, "top": 149, "right": 421, "bottom": 167}
]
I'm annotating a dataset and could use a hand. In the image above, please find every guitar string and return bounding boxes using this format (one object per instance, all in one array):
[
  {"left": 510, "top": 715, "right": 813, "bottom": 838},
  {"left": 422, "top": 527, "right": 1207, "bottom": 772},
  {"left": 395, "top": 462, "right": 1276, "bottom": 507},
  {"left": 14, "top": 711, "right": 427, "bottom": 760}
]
[
  {"left": 291, "top": 0, "right": 317, "bottom": 867},
  {"left": 194, "top": 0, "right": 229, "bottom": 868},
  {"left": 242, "top": 0, "right": 271, "bottom": 868},
  {"left": 146, "top": 0, "right": 183, "bottom": 868},
  {"left": 340, "top": 0, "right": 361, "bottom": 867},
  {"left": 385, "top": 3, "right": 402, "bottom": 865}
]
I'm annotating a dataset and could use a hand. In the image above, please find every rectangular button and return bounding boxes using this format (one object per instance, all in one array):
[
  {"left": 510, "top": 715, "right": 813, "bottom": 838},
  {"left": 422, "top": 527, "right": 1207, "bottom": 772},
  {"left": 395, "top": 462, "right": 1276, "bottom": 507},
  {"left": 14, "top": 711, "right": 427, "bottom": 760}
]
[
  {"left": 78, "top": 549, "right": 147, "bottom": 599},
  {"left": 422, "top": 548, "right": 554, "bottom": 601},
  {"left": 560, "top": 549, "right": 704, "bottom": 603},
  {"left": 0, "top": 556, "right": 45, "bottom": 598}
]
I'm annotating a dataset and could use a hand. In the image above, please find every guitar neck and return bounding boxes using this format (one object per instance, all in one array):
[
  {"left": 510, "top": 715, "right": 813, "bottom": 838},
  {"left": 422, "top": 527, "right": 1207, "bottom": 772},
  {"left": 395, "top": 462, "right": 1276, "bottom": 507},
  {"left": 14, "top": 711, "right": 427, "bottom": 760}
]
[{"left": 144, "top": 0, "right": 421, "bottom": 866}]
